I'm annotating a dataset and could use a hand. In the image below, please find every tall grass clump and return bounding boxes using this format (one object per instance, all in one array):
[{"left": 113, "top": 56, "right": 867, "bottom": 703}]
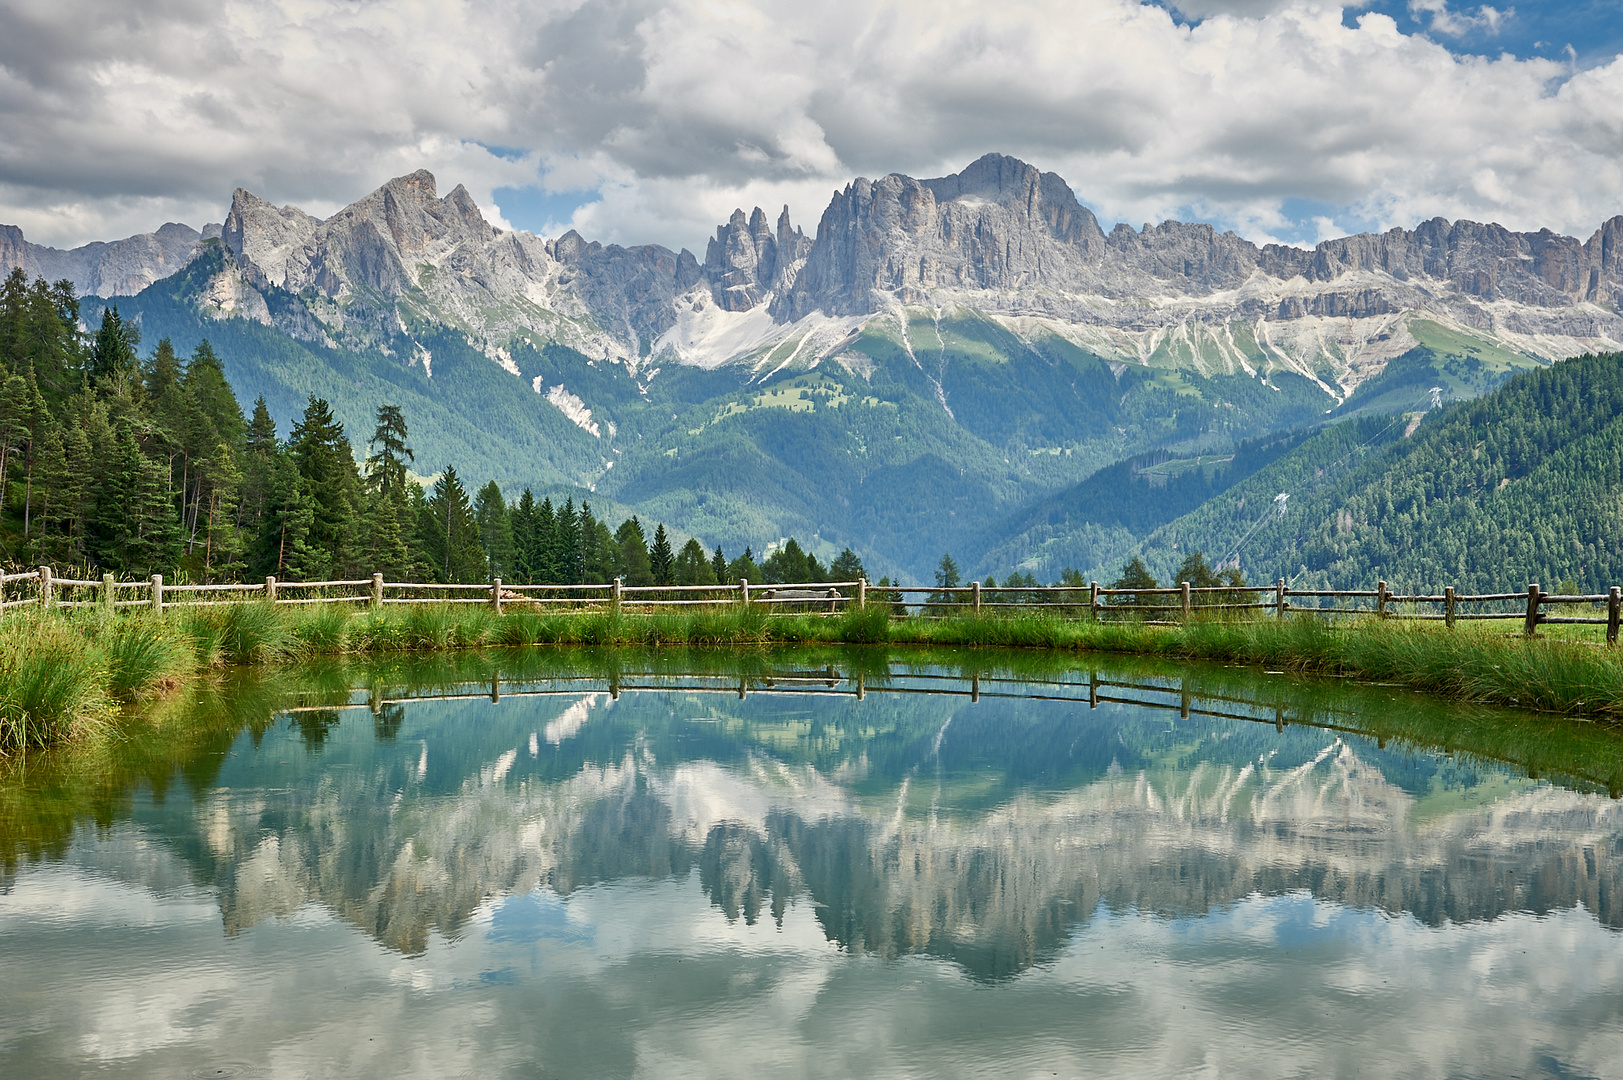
[
  {"left": 98, "top": 612, "right": 196, "bottom": 701},
  {"left": 0, "top": 612, "right": 113, "bottom": 752},
  {"left": 176, "top": 601, "right": 293, "bottom": 665},
  {"left": 286, "top": 605, "right": 352, "bottom": 656}
]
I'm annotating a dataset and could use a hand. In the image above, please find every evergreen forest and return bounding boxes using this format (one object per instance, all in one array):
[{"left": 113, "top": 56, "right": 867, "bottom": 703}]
[{"left": 0, "top": 269, "right": 864, "bottom": 588}]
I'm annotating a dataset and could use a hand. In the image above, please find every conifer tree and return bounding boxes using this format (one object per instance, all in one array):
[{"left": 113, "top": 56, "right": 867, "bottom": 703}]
[
  {"left": 534, "top": 496, "right": 558, "bottom": 583},
  {"left": 649, "top": 523, "right": 674, "bottom": 586},
  {"left": 676, "top": 537, "right": 714, "bottom": 585},
  {"left": 511, "top": 488, "right": 537, "bottom": 583},
  {"left": 554, "top": 498, "right": 582, "bottom": 584},
  {"left": 287, "top": 396, "right": 361, "bottom": 578},
  {"left": 422, "top": 465, "right": 484, "bottom": 583},
  {"left": 711, "top": 545, "right": 729, "bottom": 584},
  {"left": 614, "top": 517, "right": 652, "bottom": 586},
  {"left": 830, "top": 546, "right": 866, "bottom": 582},
  {"left": 475, "top": 480, "right": 515, "bottom": 579}
]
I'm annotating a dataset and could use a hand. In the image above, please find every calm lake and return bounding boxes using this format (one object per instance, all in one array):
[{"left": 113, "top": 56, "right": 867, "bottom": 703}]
[{"left": 3, "top": 647, "right": 1623, "bottom": 1079}]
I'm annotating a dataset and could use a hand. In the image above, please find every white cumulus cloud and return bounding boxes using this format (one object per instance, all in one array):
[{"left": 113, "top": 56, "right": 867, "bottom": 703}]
[{"left": 0, "top": 0, "right": 1619, "bottom": 253}]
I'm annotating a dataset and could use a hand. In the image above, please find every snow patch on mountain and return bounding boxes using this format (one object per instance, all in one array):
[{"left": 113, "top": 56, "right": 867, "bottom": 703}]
[{"left": 542, "top": 383, "right": 601, "bottom": 437}]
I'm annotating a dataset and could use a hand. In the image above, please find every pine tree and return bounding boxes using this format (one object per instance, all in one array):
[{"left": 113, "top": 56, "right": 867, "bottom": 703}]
[
  {"left": 365, "top": 403, "right": 413, "bottom": 499},
  {"left": 474, "top": 480, "right": 515, "bottom": 579},
  {"left": 534, "top": 496, "right": 559, "bottom": 583},
  {"left": 87, "top": 305, "right": 139, "bottom": 390},
  {"left": 727, "top": 546, "right": 760, "bottom": 585},
  {"left": 511, "top": 488, "right": 537, "bottom": 583},
  {"left": 675, "top": 538, "right": 714, "bottom": 585},
  {"left": 1108, "top": 557, "right": 1158, "bottom": 606},
  {"left": 830, "top": 546, "right": 866, "bottom": 582},
  {"left": 287, "top": 396, "right": 361, "bottom": 578},
  {"left": 614, "top": 517, "right": 652, "bottom": 585},
  {"left": 422, "top": 466, "right": 485, "bottom": 583},
  {"left": 649, "top": 523, "right": 675, "bottom": 586},
  {"left": 554, "top": 498, "right": 582, "bottom": 584},
  {"left": 711, "top": 545, "right": 729, "bottom": 585}
]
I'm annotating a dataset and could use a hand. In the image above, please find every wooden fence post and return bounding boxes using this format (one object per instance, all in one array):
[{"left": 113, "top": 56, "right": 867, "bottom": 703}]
[
  {"left": 740, "top": 578, "right": 750, "bottom": 609},
  {"left": 1376, "top": 580, "right": 1388, "bottom": 619},
  {"left": 266, "top": 576, "right": 277, "bottom": 602},
  {"left": 492, "top": 578, "right": 502, "bottom": 615},
  {"left": 611, "top": 577, "right": 622, "bottom": 616},
  {"left": 371, "top": 573, "right": 383, "bottom": 611},
  {"left": 857, "top": 577, "right": 866, "bottom": 611},
  {"left": 38, "top": 566, "right": 52, "bottom": 610},
  {"left": 1276, "top": 578, "right": 1286, "bottom": 619},
  {"left": 1090, "top": 581, "right": 1099, "bottom": 621},
  {"left": 972, "top": 580, "right": 981, "bottom": 615},
  {"left": 1524, "top": 583, "right": 1541, "bottom": 637},
  {"left": 1609, "top": 587, "right": 1620, "bottom": 647},
  {"left": 102, "top": 573, "right": 114, "bottom": 612},
  {"left": 1444, "top": 586, "right": 1456, "bottom": 629},
  {"left": 151, "top": 573, "right": 164, "bottom": 613},
  {"left": 1181, "top": 581, "right": 1191, "bottom": 621}
]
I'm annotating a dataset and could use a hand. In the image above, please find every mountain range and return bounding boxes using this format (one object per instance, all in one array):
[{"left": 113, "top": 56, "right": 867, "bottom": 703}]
[{"left": 8, "top": 153, "right": 1623, "bottom": 581}]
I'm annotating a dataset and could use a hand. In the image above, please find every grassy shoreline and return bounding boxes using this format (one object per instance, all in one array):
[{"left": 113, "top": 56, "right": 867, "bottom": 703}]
[{"left": 5, "top": 602, "right": 1623, "bottom": 752}]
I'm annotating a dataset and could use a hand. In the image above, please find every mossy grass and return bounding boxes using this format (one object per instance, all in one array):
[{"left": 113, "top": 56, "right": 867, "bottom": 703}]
[{"left": 7, "top": 601, "right": 1623, "bottom": 753}]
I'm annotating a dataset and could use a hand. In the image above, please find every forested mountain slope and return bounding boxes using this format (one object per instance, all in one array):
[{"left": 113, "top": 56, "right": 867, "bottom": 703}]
[{"left": 1131, "top": 351, "right": 1623, "bottom": 593}]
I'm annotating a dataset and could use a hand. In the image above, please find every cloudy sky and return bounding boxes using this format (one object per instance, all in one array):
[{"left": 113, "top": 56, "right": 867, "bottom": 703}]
[{"left": 2, "top": 0, "right": 1622, "bottom": 253}]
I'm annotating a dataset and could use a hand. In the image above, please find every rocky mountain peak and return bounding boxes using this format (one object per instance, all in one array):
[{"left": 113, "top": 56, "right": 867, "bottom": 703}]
[{"left": 703, "top": 204, "right": 809, "bottom": 311}]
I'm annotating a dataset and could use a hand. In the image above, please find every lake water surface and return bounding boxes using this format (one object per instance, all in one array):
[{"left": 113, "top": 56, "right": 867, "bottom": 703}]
[{"left": 4, "top": 648, "right": 1623, "bottom": 1079}]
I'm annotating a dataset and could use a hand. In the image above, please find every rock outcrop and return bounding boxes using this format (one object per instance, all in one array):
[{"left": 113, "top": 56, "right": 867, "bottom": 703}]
[
  {"left": 0, "top": 220, "right": 218, "bottom": 297},
  {"left": 9, "top": 153, "right": 1623, "bottom": 387}
]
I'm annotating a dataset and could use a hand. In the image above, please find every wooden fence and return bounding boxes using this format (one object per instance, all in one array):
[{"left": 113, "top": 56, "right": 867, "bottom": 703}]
[{"left": 3, "top": 567, "right": 1619, "bottom": 643}]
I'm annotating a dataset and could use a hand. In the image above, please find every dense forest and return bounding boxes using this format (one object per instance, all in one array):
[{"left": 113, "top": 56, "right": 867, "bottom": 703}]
[
  {"left": 0, "top": 269, "right": 865, "bottom": 587},
  {"left": 1136, "top": 349, "right": 1623, "bottom": 594}
]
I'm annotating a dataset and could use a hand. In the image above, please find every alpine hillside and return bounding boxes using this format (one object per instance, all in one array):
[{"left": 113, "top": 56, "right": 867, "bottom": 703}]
[{"left": 8, "top": 154, "right": 1623, "bottom": 580}]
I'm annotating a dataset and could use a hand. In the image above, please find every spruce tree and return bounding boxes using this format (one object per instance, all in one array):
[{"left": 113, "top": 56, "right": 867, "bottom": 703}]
[
  {"left": 287, "top": 396, "right": 361, "bottom": 578},
  {"left": 422, "top": 465, "right": 484, "bottom": 583},
  {"left": 534, "top": 496, "right": 559, "bottom": 583},
  {"left": 554, "top": 498, "right": 582, "bottom": 584},
  {"left": 676, "top": 538, "right": 714, "bottom": 585},
  {"left": 649, "top": 523, "right": 675, "bottom": 586},
  {"left": 830, "top": 546, "right": 866, "bottom": 582},
  {"left": 711, "top": 545, "right": 729, "bottom": 584},
  {"left": 614, "top": 517, "right": 652, "bottom": 586},
  {"left": 474, "top": 480, "right": 515, "bottom": 579},
  {"left": 511, "top": 488, "right": 537, "bottom": 583}
]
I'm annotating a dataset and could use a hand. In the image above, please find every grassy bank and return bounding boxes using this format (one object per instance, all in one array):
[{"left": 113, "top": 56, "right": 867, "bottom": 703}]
[{"left": 4, "top": 602, "right": 1623, "bottom": 752}]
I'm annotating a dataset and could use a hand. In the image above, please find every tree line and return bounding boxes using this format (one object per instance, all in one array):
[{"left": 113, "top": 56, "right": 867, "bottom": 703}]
[{"left": 0, "top": 268, "right": 868, "bottom": 586}]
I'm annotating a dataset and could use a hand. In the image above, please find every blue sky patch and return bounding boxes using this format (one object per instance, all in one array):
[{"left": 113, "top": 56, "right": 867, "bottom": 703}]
[{"left": 493, "top": 186, "right": 602, "bottom": 236}]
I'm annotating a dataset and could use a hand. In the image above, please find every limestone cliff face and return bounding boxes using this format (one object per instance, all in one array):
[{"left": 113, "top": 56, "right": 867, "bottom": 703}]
[
  {"left": 10, "top": 154, "right": 1623, "bottom": 386},
  {"left": 775, "top": 152, "right": 1623, "bottom": 340},
  {"left": 0, "top": 220, "right": 216, "bottom": 297}
]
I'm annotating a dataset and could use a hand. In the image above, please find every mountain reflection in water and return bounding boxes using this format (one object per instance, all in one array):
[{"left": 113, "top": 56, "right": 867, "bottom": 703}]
[{"left": 3, "top": 649, "right": 1623, "bottom": 1078}]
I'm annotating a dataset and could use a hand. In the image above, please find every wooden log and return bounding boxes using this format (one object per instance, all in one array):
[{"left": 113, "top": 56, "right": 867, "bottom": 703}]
[
  {"left": 102, "top": 573, "right": 114, "bottom": 611},
  {"left": 1610, "top": 587, "right": 1621, "bottom": 646},
  {"left": 1181, "top": 581, "right": 1191, "bottom": 621},
  {"left": 1276, "top": 579, "right": 1286, "bottom": 619},
  {"left": 1444, "top": 585, "right": 1456, "bottom": 629},
  {"left": 611, "top": 577, "right": 622, "bottom": 616},
  {"left": 741, "top": 578, "right": 750, "bottom": 609},
  {"left": 972, "top": 580, "right": 981, "bottom": 614},
  {"left": 39, "top": 566, "right": 52, "bottom": 609},
  {"left": 371, "top": 573, "right": 383, "bottom": 610},
  {"left": 266, "top": 576, "right": 277, "bottom": 601},
  {"left": 151, "top": 573, "right": 164, "bottom": 612},
  {"left": 492, "top": 578, "right": 503, "bottom": 615},
  {"left": 857, "top": 577, "right": 866, "bottom": 611},
  {"left": 1524, "top": 583, "right": 1542, "bottom": 637},
  {"left": 1090, "top": 581, "right": 1099, "bottom": 621},
  {"left": 1376, "top": 580, "right": 1388, "bottom": 619}
]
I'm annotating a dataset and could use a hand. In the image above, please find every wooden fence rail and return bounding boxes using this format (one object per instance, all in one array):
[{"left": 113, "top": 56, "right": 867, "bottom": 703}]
[{"left": 2, "top": 568, "right": 1620, "bottom": 642}]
